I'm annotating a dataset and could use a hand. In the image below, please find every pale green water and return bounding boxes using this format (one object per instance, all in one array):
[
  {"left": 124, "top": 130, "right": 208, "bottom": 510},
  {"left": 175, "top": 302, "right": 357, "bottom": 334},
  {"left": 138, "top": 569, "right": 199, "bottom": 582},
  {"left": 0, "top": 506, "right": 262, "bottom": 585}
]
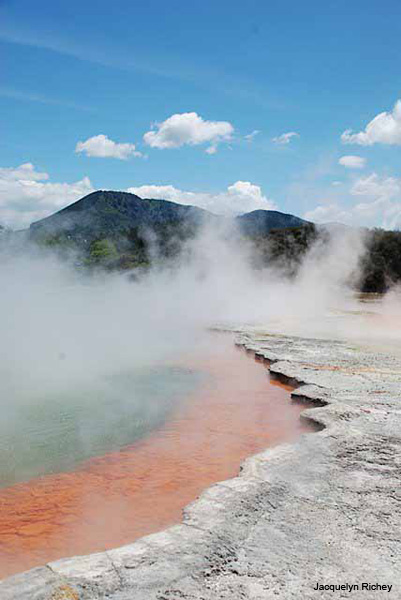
[{"left": 0, "top": 366, "right": 203, "bottom": 488}]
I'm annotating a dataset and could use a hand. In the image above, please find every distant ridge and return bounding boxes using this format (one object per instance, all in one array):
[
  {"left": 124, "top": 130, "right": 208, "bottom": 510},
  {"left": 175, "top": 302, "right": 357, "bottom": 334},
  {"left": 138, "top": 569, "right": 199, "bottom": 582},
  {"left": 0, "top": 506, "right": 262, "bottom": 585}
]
[
  {"left": 29, "top": 190, "right": 309, "bottom": 244},
  {"left": 16, "top": 190, "right": 401, "bottom": 293},
  {"left": 237, "top": 209, "right": 309, "bottom": 236},
  {"left": 30, "top": 190, "right": 210, "bottom": 244}
]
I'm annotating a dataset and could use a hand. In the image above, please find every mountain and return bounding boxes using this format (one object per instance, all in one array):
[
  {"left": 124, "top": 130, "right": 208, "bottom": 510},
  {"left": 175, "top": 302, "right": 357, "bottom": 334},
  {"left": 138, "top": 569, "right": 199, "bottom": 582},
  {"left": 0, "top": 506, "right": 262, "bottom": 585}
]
[
  {"left": 30, "top": 190, "right": 210, "bottom": 244},
  {"left": 29, "top": 190, "right": 309, "bottom": 242},
  {"left": 237, "top": 210, "right": 309, "bottom": 236},
  {"left": 26, "top": 190, "right": 313, "bottom": 270},
  {"left": 14, "top": 190, "right": 401, "bottom": 292}
]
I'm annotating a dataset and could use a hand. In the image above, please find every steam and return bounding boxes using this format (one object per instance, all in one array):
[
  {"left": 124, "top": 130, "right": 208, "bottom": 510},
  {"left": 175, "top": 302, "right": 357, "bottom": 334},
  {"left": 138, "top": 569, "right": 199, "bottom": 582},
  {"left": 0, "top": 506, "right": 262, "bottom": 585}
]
[
  {"left": 1, "top": 221, "right": 396, "bottom": 397},
  {"left": 1, "top": 219, "right": 400, "bottom": 485}
]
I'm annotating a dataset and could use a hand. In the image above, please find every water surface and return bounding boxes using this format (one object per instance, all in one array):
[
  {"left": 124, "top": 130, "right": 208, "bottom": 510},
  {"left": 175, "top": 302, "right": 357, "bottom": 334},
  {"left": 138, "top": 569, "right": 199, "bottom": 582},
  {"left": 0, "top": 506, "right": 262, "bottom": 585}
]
[
  {"left": 0, "top": 335, "right": 312, "bottom": 578},
  {"left": 1, "top": 366, "right": 203, "bottom": 487}
]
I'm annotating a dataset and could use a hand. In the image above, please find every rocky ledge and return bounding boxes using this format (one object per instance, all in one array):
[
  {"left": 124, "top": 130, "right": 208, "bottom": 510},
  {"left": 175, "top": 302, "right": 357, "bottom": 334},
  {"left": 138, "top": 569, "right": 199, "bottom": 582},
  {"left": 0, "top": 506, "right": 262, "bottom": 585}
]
[{"left": 1, "top": 332, "right": 400, "bottom": 599}]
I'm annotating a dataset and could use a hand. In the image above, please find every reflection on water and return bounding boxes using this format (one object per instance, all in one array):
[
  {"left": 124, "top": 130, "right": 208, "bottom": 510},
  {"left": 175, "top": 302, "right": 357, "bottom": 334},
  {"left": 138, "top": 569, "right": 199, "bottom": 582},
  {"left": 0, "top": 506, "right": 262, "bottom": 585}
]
[{"left": 0, "top": 367, "right": 203, "bottom": 487}]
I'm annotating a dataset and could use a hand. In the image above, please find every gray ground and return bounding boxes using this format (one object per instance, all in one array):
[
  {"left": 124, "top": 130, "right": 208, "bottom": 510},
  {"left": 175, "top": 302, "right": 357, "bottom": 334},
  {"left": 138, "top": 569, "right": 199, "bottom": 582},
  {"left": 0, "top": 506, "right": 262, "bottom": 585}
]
[{"left": 1, "top": 332, "right": 400, "bottom": 599}]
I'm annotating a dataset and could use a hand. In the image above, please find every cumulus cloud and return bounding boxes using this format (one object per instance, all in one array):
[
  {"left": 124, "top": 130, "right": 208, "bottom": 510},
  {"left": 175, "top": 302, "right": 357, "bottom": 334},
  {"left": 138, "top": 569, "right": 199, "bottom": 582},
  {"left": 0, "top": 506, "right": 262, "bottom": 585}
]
[
  {"left": 75, "top": 134, "right": 142, "bottom": 159},
  {"left": 338, "top": 155, "right": 366, "bottom": 169},
  {"left": 143, "top": 112, "right": 234, "bottom": 152},
  {"left": 304, "top": 173, "right": 401, "bottom": 229},
  {"left": 0, "top": 163, "right": 49, "bottom": 182},
  {"left": 341, "top": 99, "right": 401, "bottom": 146},
  {"left": 272, "top": 132, "right": 299, "bottom": 145},
  {"left": 304, "top": 204, "right": 352, "bottom": 225},
  {"left": 127, "top": 181, "right": 276, "bottom": 215},
  {"left": 0, "top": 164, "right": 93, "bottom": 228},
  {"left": 351, "top": 173, "right": 400, "bottom": 200}
]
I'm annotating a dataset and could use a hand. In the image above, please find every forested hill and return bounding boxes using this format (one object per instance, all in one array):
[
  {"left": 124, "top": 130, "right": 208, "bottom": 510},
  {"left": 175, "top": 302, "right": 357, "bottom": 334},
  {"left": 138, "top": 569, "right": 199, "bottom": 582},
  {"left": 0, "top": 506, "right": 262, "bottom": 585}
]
[
  {"left": 18, "top": 189, "right": 401, "bottom": 293},
  {"left": 29, "top": 190, "right": 211, "bottom": 242},
  {"left": 250, "top": 223, "right": 401, "bottom": 293},
  {"left": 237, "top": 209, "right": 308, "bottom": 236},
  {"left": 29, "top": 190, "right": 309, "bottom": 242},
  {"left": 27, "top": 190, "right": 311, "bottom": 269}
]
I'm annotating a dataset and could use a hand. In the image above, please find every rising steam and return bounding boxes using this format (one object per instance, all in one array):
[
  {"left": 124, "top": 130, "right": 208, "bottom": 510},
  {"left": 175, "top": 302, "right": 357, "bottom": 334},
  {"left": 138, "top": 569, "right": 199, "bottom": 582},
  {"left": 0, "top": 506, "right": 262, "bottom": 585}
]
[{"left": 1, "top": 220, "right": 400, "bottom": 484}]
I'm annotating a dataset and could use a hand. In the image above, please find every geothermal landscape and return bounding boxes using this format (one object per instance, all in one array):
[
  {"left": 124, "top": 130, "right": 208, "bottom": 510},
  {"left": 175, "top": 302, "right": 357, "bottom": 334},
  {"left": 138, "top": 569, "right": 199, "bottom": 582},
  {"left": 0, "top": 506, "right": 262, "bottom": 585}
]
[
  {"left": 2, "top": 2, "right": 401, "bottom": 597},
  {"left": 0, "top": 191, "right": 400, "bottom": 598}
]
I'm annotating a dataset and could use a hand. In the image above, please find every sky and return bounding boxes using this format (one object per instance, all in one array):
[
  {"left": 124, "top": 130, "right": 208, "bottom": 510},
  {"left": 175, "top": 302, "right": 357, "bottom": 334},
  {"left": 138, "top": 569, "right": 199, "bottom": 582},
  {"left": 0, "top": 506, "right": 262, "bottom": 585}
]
[{"left": 1, "top": 0, "right": 401, "bottom": 229}]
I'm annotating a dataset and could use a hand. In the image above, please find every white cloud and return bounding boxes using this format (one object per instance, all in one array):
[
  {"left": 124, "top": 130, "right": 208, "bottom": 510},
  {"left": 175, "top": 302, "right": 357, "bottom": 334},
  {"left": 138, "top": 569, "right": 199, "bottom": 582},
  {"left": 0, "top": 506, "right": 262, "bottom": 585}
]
[
  {"left": 245, "top": 130, "right": 260, "bottom": 141},
  {"left": 0, "top": 164, "right": 94, "bottom": 228},
  {"left": 205, "top": 145, "right": 218, "bottom": 155},
  {"left": 304, "top": 204, "right": 352, "bottom": 225},
  {"left": 75, "top": 134, "right": 142, "bottom": 159},
  {"left": 351, "top": 173, "right": 401, "bottom": 200},
  {"left": 127, "top": 181, "right": 276, "bottom": 215},
  {"left": 0, "top": 163, "right": 49, "bottom": 182},
  {"left": 143, "top": 112, "right": 234, "bottom": 152},
  {"left": 272, "top": 131, "right": 299, "bottom": 145},
  {"left": 304, "top": 172, "right": 401, "bottom": 229},
  {"left": 341, "top": 99, "right": 401, "bottom": 146},
  {"left": 351, "top": 173, "right": 400, "bottom": 200},
  {"left": 338, "top": 155, "right": 366, "bottom": 169}
]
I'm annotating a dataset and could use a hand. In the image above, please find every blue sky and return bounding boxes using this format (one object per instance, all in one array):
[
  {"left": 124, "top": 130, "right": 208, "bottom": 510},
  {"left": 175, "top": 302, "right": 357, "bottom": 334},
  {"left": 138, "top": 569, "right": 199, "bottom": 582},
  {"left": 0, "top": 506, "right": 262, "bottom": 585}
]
[{"left": 1, "top": 0, "right": 401, "bottom": 228}]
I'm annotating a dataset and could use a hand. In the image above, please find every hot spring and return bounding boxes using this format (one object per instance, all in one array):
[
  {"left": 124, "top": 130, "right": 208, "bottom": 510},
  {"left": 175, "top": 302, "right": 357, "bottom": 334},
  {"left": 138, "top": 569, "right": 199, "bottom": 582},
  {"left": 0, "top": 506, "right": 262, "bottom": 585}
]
[
  {"left": 0, "top": 365, "right": 204, "bottom": 487},
  {"left": 0, "top": 333, "right": 312, "bottom": 578}
]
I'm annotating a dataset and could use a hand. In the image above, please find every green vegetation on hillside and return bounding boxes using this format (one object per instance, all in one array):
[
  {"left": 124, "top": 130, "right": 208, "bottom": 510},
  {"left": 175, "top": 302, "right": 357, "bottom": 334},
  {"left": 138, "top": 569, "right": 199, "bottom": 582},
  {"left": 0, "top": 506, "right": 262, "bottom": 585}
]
[
  {"left": 359, "top": 229, "right": 401, "bottom": 293},
  {"left": 243, "top": 223, "right": 401, "bottom": 293},
  {"left": 87, "top": 239, "right": 119, "bottom": 266},
  {"left": 28, "top": 220, "right": 401, "bottom": 293},
  {"left": 246, "top": 223, "right": 319, "bottom": 277},
  {"left": 4, "top": 190, "right": 400, "bottom": 293}
]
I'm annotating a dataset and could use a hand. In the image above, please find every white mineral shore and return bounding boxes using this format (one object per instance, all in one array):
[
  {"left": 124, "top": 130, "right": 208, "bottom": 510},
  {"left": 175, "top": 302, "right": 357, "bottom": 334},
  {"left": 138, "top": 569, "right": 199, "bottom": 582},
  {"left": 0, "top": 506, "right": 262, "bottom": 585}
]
[{"left": 1, "top": 331, "right": 400, "bottom": 599}]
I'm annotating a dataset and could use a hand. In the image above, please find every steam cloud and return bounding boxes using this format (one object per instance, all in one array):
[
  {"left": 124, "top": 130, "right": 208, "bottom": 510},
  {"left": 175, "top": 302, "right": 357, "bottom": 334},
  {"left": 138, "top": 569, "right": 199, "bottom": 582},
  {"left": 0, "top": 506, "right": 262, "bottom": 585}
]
[
  {"left": 1, "top": 221, "right": 400, "bottom": 484},
  {"left": 1, "top": 222, "right": 396, "bottom": 390}
]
